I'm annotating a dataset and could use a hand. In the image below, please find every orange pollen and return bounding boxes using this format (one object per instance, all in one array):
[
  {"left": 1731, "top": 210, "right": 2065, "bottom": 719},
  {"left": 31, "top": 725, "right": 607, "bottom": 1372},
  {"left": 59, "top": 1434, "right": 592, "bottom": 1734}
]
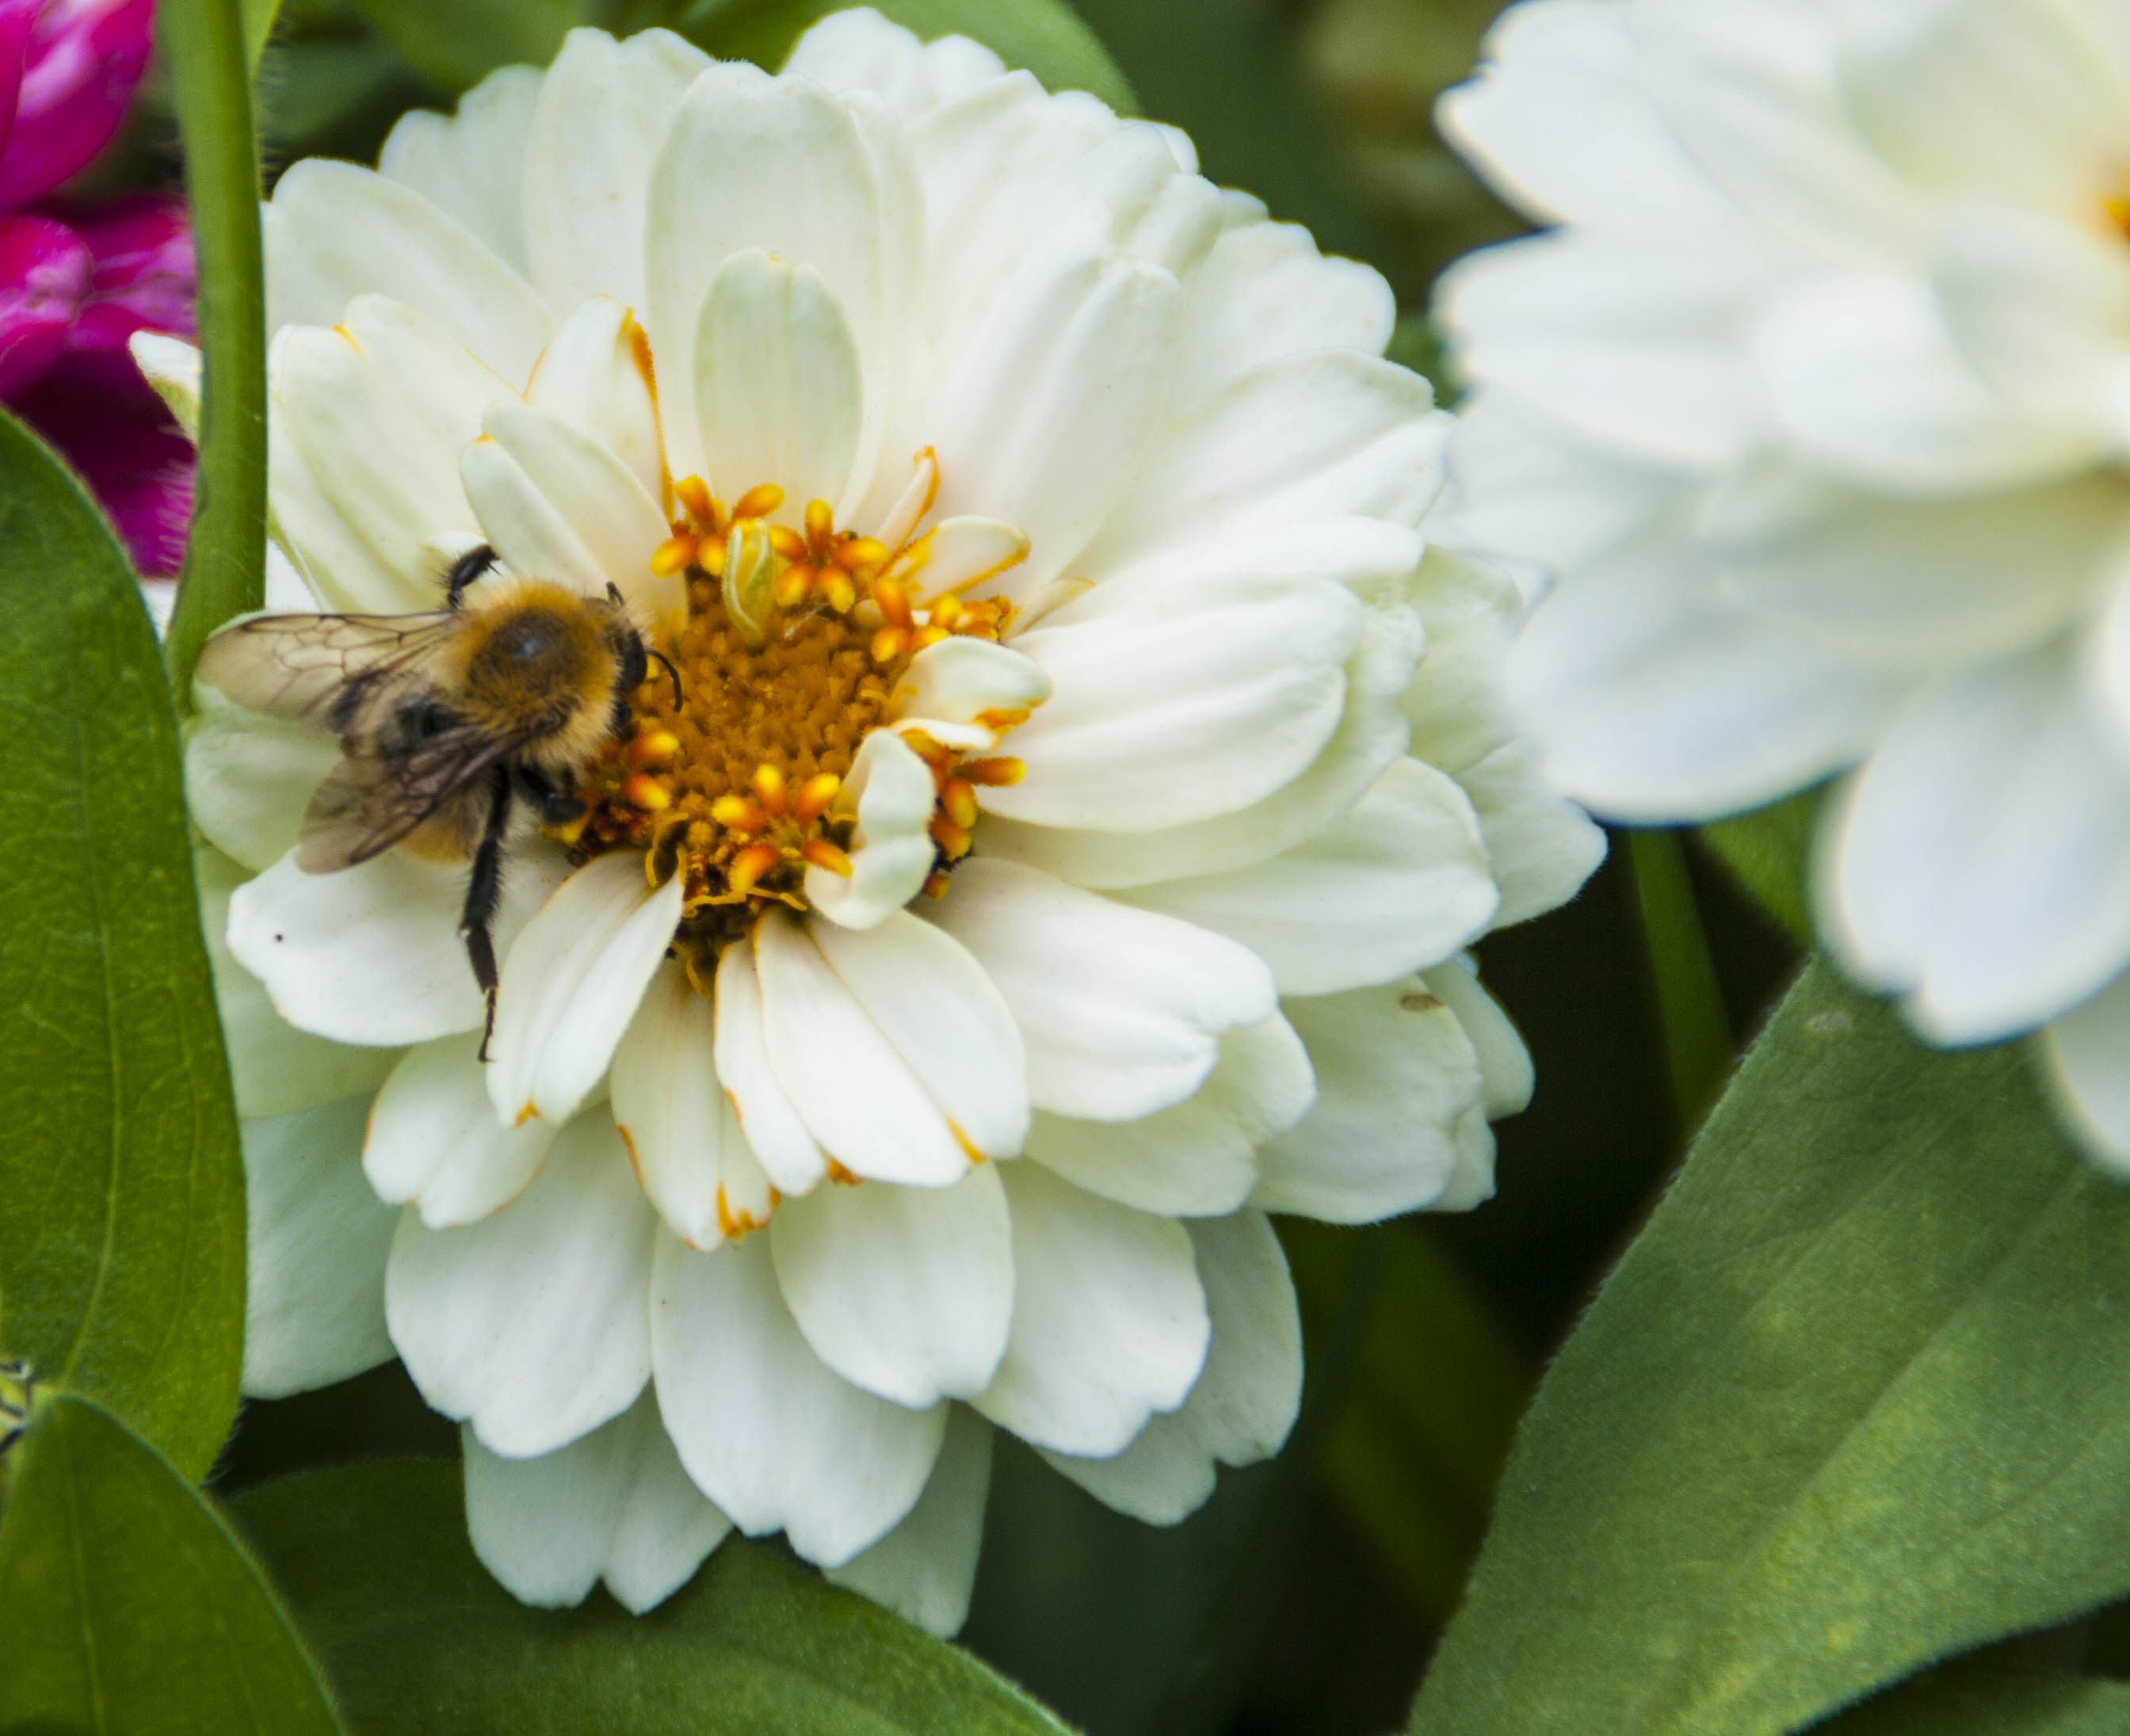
[{"left": 561, "top": 475, "right": 1045, "bottom": 986}]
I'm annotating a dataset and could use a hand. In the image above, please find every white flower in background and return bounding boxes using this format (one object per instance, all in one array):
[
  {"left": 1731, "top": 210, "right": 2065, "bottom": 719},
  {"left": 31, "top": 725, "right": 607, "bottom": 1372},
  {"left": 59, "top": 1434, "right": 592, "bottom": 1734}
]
[
  {"left": 144, "top": 9, "right": 1600, "bottom": 1633},
  {"left": 1436, "top": 0, "right": 2130, "bottom": 1166}
]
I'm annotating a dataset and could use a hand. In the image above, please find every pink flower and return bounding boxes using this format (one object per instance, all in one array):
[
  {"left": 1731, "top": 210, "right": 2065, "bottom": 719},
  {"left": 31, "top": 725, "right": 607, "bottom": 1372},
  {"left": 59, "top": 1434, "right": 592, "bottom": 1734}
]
[{"left": 0, "top": 0, "right": 194, "bottom": 578}]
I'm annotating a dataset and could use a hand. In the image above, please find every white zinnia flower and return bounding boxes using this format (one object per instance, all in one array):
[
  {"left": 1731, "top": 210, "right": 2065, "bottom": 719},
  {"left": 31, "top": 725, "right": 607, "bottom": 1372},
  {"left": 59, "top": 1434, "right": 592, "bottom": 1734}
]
[
  {"left": 150, "top": 9, "right": 1600, "bottom": 1632},
  {"left": 1435, "top": 0, "right": 2130, "bottom": 1163}
]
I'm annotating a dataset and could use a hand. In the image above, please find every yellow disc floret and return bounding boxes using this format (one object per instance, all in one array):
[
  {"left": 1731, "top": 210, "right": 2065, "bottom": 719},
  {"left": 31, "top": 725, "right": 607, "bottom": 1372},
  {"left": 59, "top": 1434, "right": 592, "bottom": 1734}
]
[{"left": 564, "top": 475, "right": 1028, "bottom": 988}]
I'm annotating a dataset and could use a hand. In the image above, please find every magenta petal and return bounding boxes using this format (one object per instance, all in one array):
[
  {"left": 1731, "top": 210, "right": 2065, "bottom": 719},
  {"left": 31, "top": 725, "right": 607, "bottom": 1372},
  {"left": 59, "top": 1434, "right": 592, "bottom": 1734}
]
[
  {"left": 58, "top": 191, "right": 193, "bottom": 388},
  {"left": 0, "top": 209, "right": 88, "bottom": 395},
  {"left": 0, "top": 1, "right": 40, "bottom": 170},
  {"left": 0, "top": 0, "right": 155, "bottom": 208},
  {"left": 15, "top": 349, "right": 194, "bottom": 575}
]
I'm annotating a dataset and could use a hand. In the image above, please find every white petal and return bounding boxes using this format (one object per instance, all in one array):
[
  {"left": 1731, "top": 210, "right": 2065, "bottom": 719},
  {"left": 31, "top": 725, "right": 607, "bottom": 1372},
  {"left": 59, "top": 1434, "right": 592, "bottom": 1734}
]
[
  {"left": 923, "top": 216, "right": 1183, "bottom": 594},
  {"left": 240, "top": 1095, "right": 397, "bottom": 1398},
  {"left": 978, "top": 593, "right": 1421, "bottom": 888},
  {"left": 643, "top": 62, "right": 916, "bottom": 487},
  {"left": 890, "top": 632, "right": 1049, "bottom": 740},
  {"left": 651, "top": 1233, "right": 946, "bottom": 1566},
  {"left": 129, "top": 331, "right": 200, "bottom": 441},
  {"left": 197, "top": 847, "right": 399, "bottom": 1120},
  {"left": 265, "top": 159, "right": 553, "bottom": 383},
  {"left": 752, "top": 912, "right": 981, "bottom": 1187},
  {"left": 1934, "top": 201, "right": 2130, "bottom": 429},
  {"left": 525, "top": 296, "right": 665, "bottom": 509},
  {"left": 1025, "top": 1014, "right": 1314, "bottom": 1219},
  {"left": 2043, "top": 973, "right": 2130, "bottom": 1175},
  {"left": 475, "top": 399, "right": 673, "bottom": 608},
  {"left": 487, "top": 855, "right": 685, "bottom": 1128},
  {"left": 1439, "top": 1, "right": 1735, "bottom": 229},
  {"left": 1042, "top": 1209, "right": 1300, "bottom": 1524},
  {"left": 1823, "top": 639, "right": 2130, "bottom": 1044},
  {"left": 185, "top": 687, "right": 342, "bottom": 873},
  {"left": 927, "top": 857, "right": 1276, "bottom": 1120},
  {"left": 807, "top": 729, "right": 938, "bottom": 929},
  {"left": 770, "top": 1165, "right": 1013, "bottom": 1407},
  {"left": 1172, "top": 205, "right": 1394, "bottom": 403},
  {"left": 786, "top": 8, "right": 1004, "bottom": 120},
  {"left": 378, "top": 66, "right": 544, "bottom": 277},
  {"left": 520, "top": 26, "right": 712, "bottom": 313},
  {"left": 611, "top": 960, "right": 773, "bottom": 1249},
  {"left": 807, "top": 910, "right": 1030, "bottom": 1160},
  {"left": 1704, "top": 457, "right": 2123, "bottom": 669},
  {"left": 1756, "top": 270, "right": 2102, "bottom": 494},
  {"left": 1437, "top": 230, "right": 1770, "bottom": 475},
  {"left": 1454, "top": 738, "right": 1608, "bottom": 931},
  {"left": 1124, "top": 757, "right": 1500, "bottom": 995},
  {"left": 229, "top": 843, "right": 566, "bottom": 1049},
  {"left": 1505, "top": 533, "right": 1911, "bottom": 823},
  {"left": 1442, "top": 387, "right": 1689, "bottom": 572},
  {"left": 463, "top": 1387, "right": 731, "bottom": 1614},
  {"left": 365, "top": 1032, "right": 560, "bottom": 1228},
  {"left": 1838, "top": 0, "right": 2130, "bottom": 204},
  {"left": 1425, "top": 954, "right": 1533, "bottom": 1120},
  {"left": 975, "top": 1162, "right": 1208, "bottom": 1457},
  {"left": 712, "top": 940, "right": 828, "bottom": 1196},
  {"left": 693, "top": 249, "right": 865, "bottom": 522},
  {"left": 387, "top": 1112, "right": 657, "bottom": 1456},
  {"left": 824, "top": 1406, "right": 993, "bottom": 1637},
  {"left": 991, "top": 568, "right": 1364, "bottom": 830},
  {"left": 1252, "top": 979, "right": 1485, "bottom": 1222},
  {"left": 274, "top": 318, "right": 488, "bottom": 606}
]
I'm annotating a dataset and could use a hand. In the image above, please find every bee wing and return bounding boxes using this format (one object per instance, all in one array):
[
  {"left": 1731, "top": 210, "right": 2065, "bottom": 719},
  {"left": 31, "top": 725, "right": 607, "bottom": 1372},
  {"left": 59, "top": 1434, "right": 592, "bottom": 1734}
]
[
  {"left": 296, "top": 723, "right": 525, "bottom": 873},
  {"left": 195, "top": 612, "right": 460, "bottom": 730}
]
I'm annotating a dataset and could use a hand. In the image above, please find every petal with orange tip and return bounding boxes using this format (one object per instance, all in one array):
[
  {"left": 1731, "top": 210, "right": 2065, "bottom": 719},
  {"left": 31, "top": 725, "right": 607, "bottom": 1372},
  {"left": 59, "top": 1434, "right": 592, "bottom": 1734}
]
[
  {"left": 889, "top": 635, "right": 1051, "bottom": 745},
  {"left": 807, "top": 729, "right": 937, "bottom": 929}
]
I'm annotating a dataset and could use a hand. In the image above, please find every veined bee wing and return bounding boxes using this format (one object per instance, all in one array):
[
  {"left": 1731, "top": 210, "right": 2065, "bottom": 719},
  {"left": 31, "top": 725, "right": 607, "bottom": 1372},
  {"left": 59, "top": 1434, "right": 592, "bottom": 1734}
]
[
  {"left": 195, "top": 611, "right": 460, "bottom": 729},
  {"left": 296, "top": 720, "right": 525, "bottom": 873}
]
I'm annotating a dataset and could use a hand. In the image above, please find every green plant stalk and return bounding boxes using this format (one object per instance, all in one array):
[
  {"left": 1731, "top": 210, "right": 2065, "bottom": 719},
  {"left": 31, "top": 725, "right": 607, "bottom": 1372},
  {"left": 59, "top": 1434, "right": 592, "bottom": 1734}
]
[
  {"left": 1626, "top": 829, "right": 1732, "bottom": 1136},
  {"left": 159, "top": 0, "right": 268, "bottom": 709}
]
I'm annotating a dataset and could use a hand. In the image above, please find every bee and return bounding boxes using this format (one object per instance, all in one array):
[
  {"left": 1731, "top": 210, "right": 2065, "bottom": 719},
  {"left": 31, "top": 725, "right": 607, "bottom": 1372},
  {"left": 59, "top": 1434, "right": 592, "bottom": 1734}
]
[{"left": 197, "top": 548, "right": 677, "bottom": 1053}]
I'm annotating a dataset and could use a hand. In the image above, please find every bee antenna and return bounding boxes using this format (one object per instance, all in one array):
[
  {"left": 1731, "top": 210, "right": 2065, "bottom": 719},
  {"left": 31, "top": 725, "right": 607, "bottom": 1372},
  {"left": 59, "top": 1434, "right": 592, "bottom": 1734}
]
[{"left": 648, "top": 648, "right": 684, "bottom": 708}]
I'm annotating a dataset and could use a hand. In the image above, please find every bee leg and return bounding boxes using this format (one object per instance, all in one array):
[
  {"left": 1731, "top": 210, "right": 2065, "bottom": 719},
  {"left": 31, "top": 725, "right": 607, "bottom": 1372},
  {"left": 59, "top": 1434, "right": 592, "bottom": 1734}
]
[
  {"left": 516, "top": 765, "right": 586, "bottom": 827},
  {"left": 463, "top": 768, "right": 512, "bottom": 1061},
  {"left": 445, "top": 544, "right": 500, "bottom": 610}
]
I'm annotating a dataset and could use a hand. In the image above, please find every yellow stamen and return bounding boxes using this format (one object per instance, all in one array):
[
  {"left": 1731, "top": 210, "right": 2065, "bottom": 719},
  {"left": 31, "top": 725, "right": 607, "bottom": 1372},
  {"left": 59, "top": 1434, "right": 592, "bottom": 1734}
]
[
  {"left": 650, "top": 533, "right": 697, "bottom": 577},
  {"left": 795, "top": 772, "right": 842, "bottom": 824},
  {"left": 734, "top": 482, "right": 784, "bottom": 521},
  {"left": 802, "top": 838, "right": 853, "bottom": 876},
  {"left": 622, "top": 774, "right": 670, "bottom": 811},
  {"left": 675, "top": 474, "right": 715, "bottom": 525},
  {"left": 964, "top": 756, "right": 1025, "bottom": 787},
  {"left": 729, "top": 843, "right": 781, "bottom": 897}
]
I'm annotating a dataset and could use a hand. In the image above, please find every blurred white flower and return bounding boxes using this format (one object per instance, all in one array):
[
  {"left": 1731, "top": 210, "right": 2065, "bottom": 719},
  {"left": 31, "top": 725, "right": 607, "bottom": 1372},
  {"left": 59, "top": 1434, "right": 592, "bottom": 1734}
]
[
  {"left": 1437, "top": 0, "right": 2130, "bottom": 1163},
  {"left": 155, "top": 8, "right": 1600, "bottom": 1632}
]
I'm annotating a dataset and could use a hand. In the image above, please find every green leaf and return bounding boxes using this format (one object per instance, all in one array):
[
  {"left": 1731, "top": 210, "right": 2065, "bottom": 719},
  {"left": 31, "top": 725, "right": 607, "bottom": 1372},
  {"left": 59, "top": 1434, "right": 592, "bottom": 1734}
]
[
  {"left": 0, "top": 413, "right": 242, "bottom": 1482},
  {"left": 1698, "top": 786, "right": 1821, "bottom": 946},
  {"left": 345, "top": 0, "right": 573, "bottom": 93},
  {"left": 158, "top": 0, "right": 269, "bottom": 704},
  {"left": 1410, "top": 961, "right": 2130, "bottom": 1736},
  {"left": 233, "top": 1459, "right": 1074, "bottom": 1734},
  {"left": 1625, "top": 828, "right": 1732, "bottom": 1135},
  {"left": 678, "top": 0, "right": 1136, "bottom": 111},
  {"left": 0, "top": 1395, "right": 343, "bottom": 1733},
  {"left": 1820, "top": 1668, "right": 2130, "bottom": 1734}
]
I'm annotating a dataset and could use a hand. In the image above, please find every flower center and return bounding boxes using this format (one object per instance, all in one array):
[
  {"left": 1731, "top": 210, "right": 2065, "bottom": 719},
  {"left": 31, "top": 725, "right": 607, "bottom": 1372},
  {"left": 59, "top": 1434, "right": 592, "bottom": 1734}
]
[{"left": 561, "top": 473, "right": 1024, "bottom": 989}]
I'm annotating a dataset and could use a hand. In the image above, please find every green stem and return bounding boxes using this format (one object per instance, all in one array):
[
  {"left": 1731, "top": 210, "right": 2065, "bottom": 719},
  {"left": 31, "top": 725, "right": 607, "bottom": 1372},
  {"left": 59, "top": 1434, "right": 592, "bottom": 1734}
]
[
  {"left": 1627, "top": 828, "right": 1733, "bottom": 1138},
  {"left": 158, "top": 0, "right": 267, "bottom": 711}
]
